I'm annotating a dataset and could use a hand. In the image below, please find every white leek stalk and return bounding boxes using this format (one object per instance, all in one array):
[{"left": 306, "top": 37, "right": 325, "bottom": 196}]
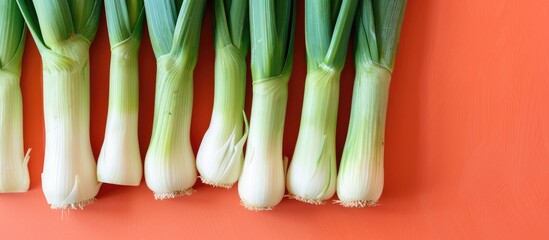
[
  {"left": 144, "top": 0, "right": 206, "bottom": 199},
  {"left": 286, "top": 0, "right": 357, "bottom": 204},
  {"left": 196, "top": 0, "right": 249, "bottom": 188},
  {"left": 238, "top": 0, "right": 295, "bottom": 210},
  {"left": 17, "top": 0, "right": 102, "bottom": 209},
  {"left": 0, "top": 0, "right": 29, "bottom": 193},
  {"left": 97, "top": 0, "right": 145, "bottom": 186},
  {"left": 336, "top": 0, "right": 406, "bottom": 207}
]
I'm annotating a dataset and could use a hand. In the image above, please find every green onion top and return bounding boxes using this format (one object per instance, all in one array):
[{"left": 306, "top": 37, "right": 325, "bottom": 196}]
[
  {"left": 0, "top": 0, "right": 25, "bottom": 73},
  {"left": 105, "top": 0, "right": 145, "bottom": 46},
  {"left": 355, "top": 0, "right": 406, "bottom": 71},
  {"left": 305, "top": 0, "right": 357, "bottom": 72},
  {"left": 213, "top": 0, "right": 249, "bottom": 54},
  {"left": 144, "top": 0, "right": 206, "bottom": 61},
  {"left": 17, "top": 0, "right": 102, "bottom": 51},
  {"left": 249, "top": 0, "right": 295, "bottom": 81}
]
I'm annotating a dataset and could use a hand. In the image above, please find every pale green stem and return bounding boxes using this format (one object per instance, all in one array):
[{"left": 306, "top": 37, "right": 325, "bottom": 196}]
[
  {"left": 196, "top": 45, "right": 247, "bottom": 187},
  {"left": 0, "top": 70, "right": 29, "bottom": 193},
  {"left": 97, "top": 38, "right": 141, "bottom": 186},
  {"left": 238, "top": 75, "right": 288, "bottom": 210},
  {"left": 337, "top": 62, "right": 391, "bottom": 207},
  {"left": 210, "top": 47, "right": 246, "bottom": 150},
  {"left": 144, "top": 54, "right": 196, "bottom": 199},
  {"left": 287, "top": 66, "right": 340, "bottom": 202},
  {"left": 107, "top": 41, "right": 140, "bottom": 113},
  {"left": 41, "top": 37, "right": 100, "bottom": 209}
]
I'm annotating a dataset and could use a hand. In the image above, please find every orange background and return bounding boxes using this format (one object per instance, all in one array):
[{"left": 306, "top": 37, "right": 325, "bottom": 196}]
[{"left": 1, "top": 0, "right": 548, "bottom": 239}]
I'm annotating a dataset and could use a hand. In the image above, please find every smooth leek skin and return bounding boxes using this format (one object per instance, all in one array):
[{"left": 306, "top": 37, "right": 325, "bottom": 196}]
[
  {"left": 0, "top": 0, "right": 29, "bottom": 193},
  {"left": 97, "top": 0, "right": 145, "bottom": 186},
  {"left": 336, "top": 0, "right": 406, "bottom": 207},
  {"left": 144, "top": 0, "right": 206, "bottom": 200},
  {"left": 196, "top": 0, "right": 249, "bottom": 188},
  {"left": 17, "top": 0, "right": 102, "bottom": 209},
  {"left": 238, "top": 0, "right": 295, "bottom": 211},
  {"left": 286, "top": 0, "right": 357, "bottom": 204}
]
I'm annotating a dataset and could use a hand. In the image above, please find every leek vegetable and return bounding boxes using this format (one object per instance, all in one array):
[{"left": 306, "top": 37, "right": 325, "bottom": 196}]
[
  {"left": 144, "top": 0, "right": 206, "bottom": 199},
  {"left": 0, "top": 0, "right": 29, "bottom": 193},
  {"left": 238, "top": 0, "right": 295, "bottom": 210},
  {"left": 97, "top": 0, "right": 145, "bottom": 186},
  {"left": 196, "top": 0, "right": 249, "bottom": 188},
  {"left": 286, "top": 0, "right": 357, "bottom": 204},
  {"left": 17, "top": 0, "right": 102, "bottom": 209},
  {"left": 336, "top": 0, "right": 406, "bottom": 207}
]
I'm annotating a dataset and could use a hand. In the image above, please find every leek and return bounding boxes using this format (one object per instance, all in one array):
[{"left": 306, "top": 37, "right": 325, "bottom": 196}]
[
  {"left": 17, "top": 0, "right": 102, "bottom": 209},
  {"left": 144, "top": 0, "right": 206, "bottom": 199},
  {"left": 286, "top": 0, "right": 357, "bottom": 204},
  {"left": 238, "top": 0, "right": 295, "bottom": 210},
  {"left": 336, "top": 0, "right": 406, "bottom": 207},
  {"left": 97, "top": 0, "right": 145, "bottom": 186},
  {"left": 196, "top": 0, "right": 249, "bottom": 188},
  {"left": 0, "top": 0, "right": 30, "bottom": 193}
]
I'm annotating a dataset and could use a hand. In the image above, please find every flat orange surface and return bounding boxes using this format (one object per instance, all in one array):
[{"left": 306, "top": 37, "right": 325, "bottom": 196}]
[{"left": 1, "top": 1, "right": 548, "bottom": 239}]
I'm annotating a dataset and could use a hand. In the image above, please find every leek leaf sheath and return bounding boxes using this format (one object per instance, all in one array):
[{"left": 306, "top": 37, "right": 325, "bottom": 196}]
[
  {"left": 0, "top": 0, "right": 30, "bottom": 193},
  {"left": 196, "top": 0, "right": 250, "bottom": 188},
  {"left": 286, "top": 0, "right": 357, "bottom": 204},
  {"left": 238, "top": 0, "right": 296, "bottom": 211},
  {"left": 97, "top": 0, "right": 145, "bottom": 187},
  {"left": 337, "top": 0, "right": 406, "bottom": 207},
  {"left": 144, "top": 0, "right": 206, "bottom": 199},
  {"left": 17, "top": 0, "right": 102, "bottom": 209}
]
